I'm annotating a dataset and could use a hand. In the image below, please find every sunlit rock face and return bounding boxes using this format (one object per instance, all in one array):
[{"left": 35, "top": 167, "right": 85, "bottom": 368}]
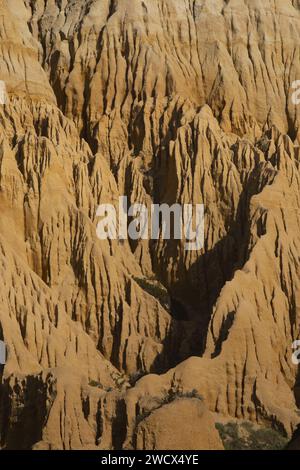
[{"left": 0, "top": 0, "right": 300, "bottom": 450}]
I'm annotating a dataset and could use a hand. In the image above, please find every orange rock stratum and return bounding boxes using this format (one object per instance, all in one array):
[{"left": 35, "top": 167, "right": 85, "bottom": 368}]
[{"left": 0, "top": 0, "right": 300, "bottom": 450}]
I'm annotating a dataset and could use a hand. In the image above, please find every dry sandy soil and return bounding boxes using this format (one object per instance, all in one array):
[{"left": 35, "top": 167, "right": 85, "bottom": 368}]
[{"left": 0, "top": 0, "right": 300, "bottom": 450}]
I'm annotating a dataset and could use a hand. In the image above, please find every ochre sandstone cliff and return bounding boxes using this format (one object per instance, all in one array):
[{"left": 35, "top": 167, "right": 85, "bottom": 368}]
[{"left": 0, "top": 0, "right": 300, "bottom": 450}]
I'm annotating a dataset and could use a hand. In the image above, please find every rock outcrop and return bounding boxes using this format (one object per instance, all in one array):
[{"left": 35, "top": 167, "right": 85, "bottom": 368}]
[{"left": 0, "top": 0, "right": 300, "bottom": 450}]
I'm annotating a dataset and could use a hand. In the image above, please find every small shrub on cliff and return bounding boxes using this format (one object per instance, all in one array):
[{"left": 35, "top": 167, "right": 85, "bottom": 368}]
[{"left": 133, "top": 277, "right": 170, "bottom": 310}]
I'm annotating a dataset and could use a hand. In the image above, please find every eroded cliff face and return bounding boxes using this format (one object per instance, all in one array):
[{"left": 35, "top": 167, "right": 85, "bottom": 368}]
[{"left": 0, "top": 0, "right": 300, "bottom": 450}]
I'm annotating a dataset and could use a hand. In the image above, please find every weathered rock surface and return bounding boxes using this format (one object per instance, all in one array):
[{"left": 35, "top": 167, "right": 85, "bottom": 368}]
[
  {"left": 0, "top": 0, "right": 300, "bottom": 450},
  {"left": 134, "top": 398, "right": 223, "bottom": 451}
]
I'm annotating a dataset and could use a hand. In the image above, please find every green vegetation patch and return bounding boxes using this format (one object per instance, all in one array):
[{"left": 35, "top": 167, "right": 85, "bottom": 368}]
[
  {"left": 133, "top": 277, "right": 170, "bottom": 310},
  {"left": 215, "top": 421, "right": 288, "bottom": 450}
]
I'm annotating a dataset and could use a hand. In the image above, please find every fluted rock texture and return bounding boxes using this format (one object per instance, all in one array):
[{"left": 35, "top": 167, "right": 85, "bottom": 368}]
[{"left": 0, "top": 0, "right": 300, "bottom": 450}]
